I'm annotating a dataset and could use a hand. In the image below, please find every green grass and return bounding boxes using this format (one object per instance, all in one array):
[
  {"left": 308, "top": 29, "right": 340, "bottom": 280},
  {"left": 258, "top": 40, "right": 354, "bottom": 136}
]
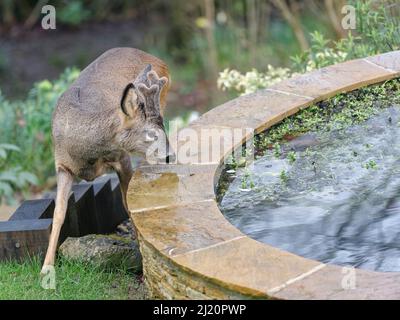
[{"left": 0, "top": 255, "right": 147, "bottom": 300}]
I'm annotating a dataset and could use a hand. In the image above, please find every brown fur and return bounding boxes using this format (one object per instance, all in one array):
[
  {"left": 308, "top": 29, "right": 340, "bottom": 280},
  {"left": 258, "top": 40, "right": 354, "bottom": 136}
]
[{"left": 41, "top": 48, "right": 172, "bottom": 273}]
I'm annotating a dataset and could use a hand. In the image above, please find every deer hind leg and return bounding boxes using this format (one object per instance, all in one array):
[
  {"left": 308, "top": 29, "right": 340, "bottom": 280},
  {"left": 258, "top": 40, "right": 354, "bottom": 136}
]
[
  {"left": 114, "top": 154, "right": 133, "bottom": 213},
  {"left": 41, "top": 168, "right": 73, "bottom": 273}
]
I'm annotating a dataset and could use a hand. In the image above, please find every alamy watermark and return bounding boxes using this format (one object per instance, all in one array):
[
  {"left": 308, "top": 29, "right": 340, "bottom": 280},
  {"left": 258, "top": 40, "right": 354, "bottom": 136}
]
[
  {"left": 41, "top": 265, "right": 56, "bottom": 290},
  {"left": 40, "top": 3, "right": 357, "bottom": 31},
  {"left": 341, "top": 266, "right": 357, "bottom": 290},
  {"left": 341, "top": 5, "right": 356, "bottom": 30},
  {"left": 145, "top": 121, "right": 255, "bottom": 165},
  {"left": 41, "top": 5, "right": 56, "bottom": 30}
]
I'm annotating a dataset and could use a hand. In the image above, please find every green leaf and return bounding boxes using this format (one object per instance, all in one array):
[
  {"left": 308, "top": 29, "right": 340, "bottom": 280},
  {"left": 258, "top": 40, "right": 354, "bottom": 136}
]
[
  {"left": 0, "top": 170, "right": 19, "bottom": 184},
  {"left": 18, "top": 172, "right": 38, "bottom": 185},
  {"left": 0, "top": 181, "right": 13, "bottom": 197},
  {"left": 0, "top": 144, "right": 20, "bottom": 152}
]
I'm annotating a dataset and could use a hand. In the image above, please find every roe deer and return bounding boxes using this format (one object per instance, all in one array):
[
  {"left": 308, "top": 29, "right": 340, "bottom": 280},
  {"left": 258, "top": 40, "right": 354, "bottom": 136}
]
[{"left": 41, "top": 48, "right": 175, "bottom": 273}]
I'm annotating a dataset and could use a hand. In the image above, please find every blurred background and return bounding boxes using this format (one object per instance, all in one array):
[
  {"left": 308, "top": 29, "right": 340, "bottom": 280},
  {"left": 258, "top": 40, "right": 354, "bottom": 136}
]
[{"left": 0, "top": 0, "right": 399, "bottom": 215}]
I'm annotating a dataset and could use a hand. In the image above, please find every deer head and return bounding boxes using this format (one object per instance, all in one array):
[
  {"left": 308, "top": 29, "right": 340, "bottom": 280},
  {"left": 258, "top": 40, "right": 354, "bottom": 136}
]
[{"left": 119, "top": 65, "right": 175, "bottom": 164}]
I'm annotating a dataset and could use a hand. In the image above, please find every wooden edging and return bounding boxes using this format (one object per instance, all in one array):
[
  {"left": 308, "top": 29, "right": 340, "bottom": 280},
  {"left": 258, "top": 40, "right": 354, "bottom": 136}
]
[
  {"left": 0, "top": 174, "right": 128, "bottom": 261},
  {"left": 128, "top": 51, "right": 400, "bottom": 299}
]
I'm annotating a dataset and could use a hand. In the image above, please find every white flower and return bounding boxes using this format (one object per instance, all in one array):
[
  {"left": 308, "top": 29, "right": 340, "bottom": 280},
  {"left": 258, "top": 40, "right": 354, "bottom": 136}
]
[{"left": 218, "top": 65, "right": 292, "bottom": 95}]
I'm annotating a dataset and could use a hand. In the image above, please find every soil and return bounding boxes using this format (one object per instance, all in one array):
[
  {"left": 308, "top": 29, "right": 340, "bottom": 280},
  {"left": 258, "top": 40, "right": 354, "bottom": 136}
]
[{"left": 0, "top": 204, "right": 17, "bottom": 221}]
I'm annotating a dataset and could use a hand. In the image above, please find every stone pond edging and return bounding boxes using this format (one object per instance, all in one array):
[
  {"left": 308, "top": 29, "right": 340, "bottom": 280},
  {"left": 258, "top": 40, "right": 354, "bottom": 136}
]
[{"left": 127, "top": 51, "right": 400, "bottom": 299}]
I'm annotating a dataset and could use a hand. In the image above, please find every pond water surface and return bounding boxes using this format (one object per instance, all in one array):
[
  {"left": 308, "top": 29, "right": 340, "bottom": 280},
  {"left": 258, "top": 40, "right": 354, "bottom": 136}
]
[{"left": 220, "top": 106, "right": 400, "bottom": 272}]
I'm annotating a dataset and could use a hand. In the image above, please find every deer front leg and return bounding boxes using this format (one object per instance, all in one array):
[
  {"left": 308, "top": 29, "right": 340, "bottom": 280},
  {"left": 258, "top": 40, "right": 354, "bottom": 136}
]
[
  {"left": 114, "top": 154, "right": 133, "bottom": 213},
  {"left": 41, "top": 168, "right": 73, "bottom": 274}
]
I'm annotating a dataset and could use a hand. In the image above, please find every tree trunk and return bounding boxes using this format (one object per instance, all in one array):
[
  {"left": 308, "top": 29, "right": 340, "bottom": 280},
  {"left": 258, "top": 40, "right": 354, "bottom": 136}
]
[
  {"left": 246, "top": 0, "right": 258, "bottom": 65},
  {"left": 271, "top": 0, "right": 309, "bottom": 51},
  {"left": 203, "top": 0, "right": 218, "bottom": 83},
  {"left": 324, "top": 0, "right": 346, "bottom": 39},
  {"left": 1, "top": 0, "right": 15, "bottom": 27},
  {"left": 24, "top": 0, "right": 49, "bottom": 29}
]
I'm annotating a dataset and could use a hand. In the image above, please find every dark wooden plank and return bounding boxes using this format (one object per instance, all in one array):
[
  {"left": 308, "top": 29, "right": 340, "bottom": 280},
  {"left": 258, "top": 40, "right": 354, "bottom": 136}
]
[
  {"left": 79, "top": 174, "right": 128, "bottom": 233},
  {"left": 109, "top": 176, "right": 129, "bottom": 227},
  {"left": 59, "top": 194, "right": 79, "bottom": 242},
  {"left": 34, "top": 192, "right": 80, "bottom": 242},
  {"left": 0, "top": 219, "right": 52, "bottom": 261},
  {"left": 0, "top": 219, "right": 52, "bottom": 232},
  {"left": 9, "top": 199, "right": 55, "bottom": 221},
  {"left": 72, "top": 183, "right": 98, "bottom": 235},
  {"left": 0, "top": 173, "right": 130, "bottom": 262},
  {"left": 92, "top": 178, "right": 116, "bottom": 234}
]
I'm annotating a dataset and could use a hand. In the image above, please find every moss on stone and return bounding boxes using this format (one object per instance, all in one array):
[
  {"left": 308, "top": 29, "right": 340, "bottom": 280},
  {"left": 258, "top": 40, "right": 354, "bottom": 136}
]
[
  {"left": 217, "top": 78, "right": 400, "bottom": 202},
  {"left": 255, "top": 78, "right": 400, "bottom": 153}
]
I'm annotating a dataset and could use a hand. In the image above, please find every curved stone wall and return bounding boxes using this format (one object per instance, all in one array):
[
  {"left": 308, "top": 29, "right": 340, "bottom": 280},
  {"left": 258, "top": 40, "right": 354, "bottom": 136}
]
[{"left": 127, "top": 51, "right": 400, "bottom": 299}]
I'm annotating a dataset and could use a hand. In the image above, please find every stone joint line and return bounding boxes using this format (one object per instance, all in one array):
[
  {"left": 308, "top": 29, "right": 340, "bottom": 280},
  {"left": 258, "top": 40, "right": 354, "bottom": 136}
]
[
  {"left": 267, "top": 263, "right": 327, "bottom": 295},
  {"left": 266, "top": 88, "right": 314, "bottom": 100},
  {"left": 362, "top": 58, "right": 399, "bottom": 74},
  {"left": 130, "top": 199, "right": 216, "bottom": 215},
  {"left": 170, "top": 235, "right": 246, "bottom": 258}
]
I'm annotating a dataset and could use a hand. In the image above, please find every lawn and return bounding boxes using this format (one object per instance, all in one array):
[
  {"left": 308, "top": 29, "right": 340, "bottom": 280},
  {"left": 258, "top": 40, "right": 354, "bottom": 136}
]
[{"left": 0, "top": 255, "right": 147, "bottom": 300}]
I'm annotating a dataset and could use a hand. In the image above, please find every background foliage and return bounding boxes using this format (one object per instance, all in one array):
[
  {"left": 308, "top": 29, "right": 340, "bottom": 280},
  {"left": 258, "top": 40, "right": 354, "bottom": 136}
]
[
  {"left": 219, "top": 0, "right": 400, "bottom": 95},
  {"left": 0, "top": 68, "right": 79, "bottom": 203}
]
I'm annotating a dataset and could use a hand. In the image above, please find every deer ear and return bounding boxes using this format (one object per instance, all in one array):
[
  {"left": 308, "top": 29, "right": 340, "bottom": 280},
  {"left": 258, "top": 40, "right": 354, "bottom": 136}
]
[{"left": 120, "top": 83, "right": 139, "bottom": 118}]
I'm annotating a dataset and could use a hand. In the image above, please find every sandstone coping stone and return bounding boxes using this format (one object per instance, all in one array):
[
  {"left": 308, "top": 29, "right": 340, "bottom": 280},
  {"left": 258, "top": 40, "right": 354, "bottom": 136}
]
[{"left": 128, "top": 51, "right": 400, "bottom": 299}]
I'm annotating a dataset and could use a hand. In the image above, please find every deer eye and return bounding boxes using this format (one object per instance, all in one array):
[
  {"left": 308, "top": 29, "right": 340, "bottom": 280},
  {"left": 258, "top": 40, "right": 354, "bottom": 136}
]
[
  {"left": 145, "top": 129, "right": 158, "bottom": 141},
  {"left": 87, "top": 158, "right": 96, "bottom": 165}
]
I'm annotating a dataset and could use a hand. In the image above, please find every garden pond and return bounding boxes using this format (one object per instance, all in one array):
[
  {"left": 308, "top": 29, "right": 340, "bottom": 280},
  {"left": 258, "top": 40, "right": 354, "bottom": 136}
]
[{"left": 219, "top": 92, "right": 400, "bottom": 272}]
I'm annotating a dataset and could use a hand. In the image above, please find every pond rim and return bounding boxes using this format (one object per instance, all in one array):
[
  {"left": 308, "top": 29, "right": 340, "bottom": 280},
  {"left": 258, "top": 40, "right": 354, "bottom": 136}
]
[{"left": 128, "top": 51, "right": 400, "bottom": 299}]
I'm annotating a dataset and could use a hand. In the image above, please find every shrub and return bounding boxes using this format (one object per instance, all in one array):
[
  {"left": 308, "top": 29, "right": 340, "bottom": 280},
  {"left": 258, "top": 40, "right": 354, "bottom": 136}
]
[
  {"left": 58, "top": 1, "right": 91, "bottom": 26},
  {"left": 218, "top": 0, "right": 400, "bottom": 96},
  {"left": 0, "top": 67, "right": 80, "bottom": 201},
  {"left": 0, "top": 144, "right": 37, "bottom": 205}
]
